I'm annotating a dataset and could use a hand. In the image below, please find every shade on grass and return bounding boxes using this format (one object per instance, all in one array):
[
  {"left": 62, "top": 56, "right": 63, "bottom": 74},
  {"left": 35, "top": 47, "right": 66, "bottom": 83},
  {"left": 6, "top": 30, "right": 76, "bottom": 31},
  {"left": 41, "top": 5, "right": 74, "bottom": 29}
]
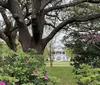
[{"left": 47, "top": 67, "right": 77, "bottom": 85}]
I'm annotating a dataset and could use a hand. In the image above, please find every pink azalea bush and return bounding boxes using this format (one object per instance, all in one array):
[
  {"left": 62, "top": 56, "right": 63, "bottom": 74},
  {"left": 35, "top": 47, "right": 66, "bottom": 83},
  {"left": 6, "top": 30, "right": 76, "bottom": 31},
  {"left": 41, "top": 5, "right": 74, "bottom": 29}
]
[
  {"left": 0, "top": 81, "right": 5, "bottom": 85},
  {"left": 25, "top": 58, "right": 29, "bottom": 62},
  {"left": 44, "top": 74, "right": 48, "bottom": 80},
  {"left": 33, "top": 70, "right": 39, "bottom": 76},
  {"left": 0, "top": 49, "right": 56, "bottom": 85}
]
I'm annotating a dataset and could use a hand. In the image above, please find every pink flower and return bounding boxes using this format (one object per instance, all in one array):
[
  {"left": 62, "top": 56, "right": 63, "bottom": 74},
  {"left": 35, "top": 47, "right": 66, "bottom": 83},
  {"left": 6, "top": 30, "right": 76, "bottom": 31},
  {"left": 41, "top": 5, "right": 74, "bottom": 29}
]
[
  {"left": 25, "top": 58, "right": 29, "bottom": 62},
  {"left": 44, "top": 74, "right": 48, "bottom": 80},
  {"left": 33, "top": 70, "right": 39, "bottom": 76},
  {"left": 0, "top": 81, "right": 5, "bottom": 85}
]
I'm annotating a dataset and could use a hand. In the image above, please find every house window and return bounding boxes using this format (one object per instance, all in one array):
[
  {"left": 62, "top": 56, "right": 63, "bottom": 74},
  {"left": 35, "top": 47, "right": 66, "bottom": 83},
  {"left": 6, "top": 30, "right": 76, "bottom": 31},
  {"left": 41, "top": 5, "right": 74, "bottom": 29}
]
[
  {"left": 59, "top": 52, "right": 61, "bottom": 54},
  {"left": 62, "top": 52, "right": 65, "bottom": 54}
]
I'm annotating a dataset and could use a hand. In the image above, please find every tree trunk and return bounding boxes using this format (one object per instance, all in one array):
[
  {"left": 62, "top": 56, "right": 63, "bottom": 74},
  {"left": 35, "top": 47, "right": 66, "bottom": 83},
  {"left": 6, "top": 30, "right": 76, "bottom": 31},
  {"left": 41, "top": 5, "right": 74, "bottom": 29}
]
[
  {"left": 30, "top": 39, "right": 46, "bottom": 54},
  {"left": 50, "top": 56, "right": 53, "bottom": 67},
  {"left": 3, "top": 0, "right": 50, "bottom": 54},
  {"left": 49, "top": 43, "right": 53, "bottom": 67}
]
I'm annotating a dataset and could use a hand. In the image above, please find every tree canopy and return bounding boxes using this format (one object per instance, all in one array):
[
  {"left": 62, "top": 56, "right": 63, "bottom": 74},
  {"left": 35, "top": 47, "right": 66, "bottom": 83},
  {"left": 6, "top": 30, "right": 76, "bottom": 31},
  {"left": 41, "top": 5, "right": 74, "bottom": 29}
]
[{"left": 0, "top": 0, "right": 100, "bottom": 54}]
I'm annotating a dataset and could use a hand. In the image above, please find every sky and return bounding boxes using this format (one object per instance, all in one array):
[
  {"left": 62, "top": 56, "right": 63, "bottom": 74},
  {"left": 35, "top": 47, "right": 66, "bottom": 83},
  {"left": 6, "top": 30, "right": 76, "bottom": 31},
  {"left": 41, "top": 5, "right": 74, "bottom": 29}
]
[{"left": 0, "top": 14, "right": 3, "bottom": 21}]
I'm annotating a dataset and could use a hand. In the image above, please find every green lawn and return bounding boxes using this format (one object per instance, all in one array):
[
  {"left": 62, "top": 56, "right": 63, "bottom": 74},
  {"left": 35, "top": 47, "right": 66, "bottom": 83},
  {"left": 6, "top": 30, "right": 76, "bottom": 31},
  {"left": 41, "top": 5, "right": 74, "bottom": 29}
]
[
  {"left": 46, "top": 61, "right": 72, "bottom": 67},
  {"left": 46, "top": 62, "right": 77, "bottom": 85}
]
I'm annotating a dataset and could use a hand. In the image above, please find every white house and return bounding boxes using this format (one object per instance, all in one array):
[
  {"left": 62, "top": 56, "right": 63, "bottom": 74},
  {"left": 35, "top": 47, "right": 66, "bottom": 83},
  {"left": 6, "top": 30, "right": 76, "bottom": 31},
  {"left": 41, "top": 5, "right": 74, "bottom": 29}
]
[{"left": 51, "top": 44, "right": 70, "bottom": 61}]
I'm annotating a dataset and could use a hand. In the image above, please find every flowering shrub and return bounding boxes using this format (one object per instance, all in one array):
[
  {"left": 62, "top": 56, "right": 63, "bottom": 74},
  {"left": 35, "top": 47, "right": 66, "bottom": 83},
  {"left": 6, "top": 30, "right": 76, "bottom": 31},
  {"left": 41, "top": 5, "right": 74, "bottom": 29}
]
[
  {"left": 0, "top": 81, "right": 5, "bottom": 85},
  {"left": 0, "top": 43, "right": 56, "bottom": 85},
  {"left": 74, "top": 64, "right": 100, "bottom": 85}
]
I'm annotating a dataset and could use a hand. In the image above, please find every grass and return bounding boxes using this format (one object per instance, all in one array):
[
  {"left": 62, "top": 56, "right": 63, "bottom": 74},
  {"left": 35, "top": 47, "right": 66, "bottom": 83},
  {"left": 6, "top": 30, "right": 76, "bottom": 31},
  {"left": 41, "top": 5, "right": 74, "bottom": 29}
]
[
  {"left": 47, "top": 67, "right": 77, "bottom": 85},
  {"left": 46, "top": 61, "right": 72, "bottom": 67},
  {"left": 46, "top": 62, "right": 77, "bottom": 85}
]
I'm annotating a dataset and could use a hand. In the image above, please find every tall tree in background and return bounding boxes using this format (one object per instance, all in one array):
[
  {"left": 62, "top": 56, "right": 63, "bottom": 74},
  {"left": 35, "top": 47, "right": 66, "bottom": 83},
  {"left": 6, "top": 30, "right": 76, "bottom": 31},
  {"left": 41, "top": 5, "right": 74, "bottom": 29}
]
[{"left": 0, "top": 0, "right": 100, "bottom": 54}]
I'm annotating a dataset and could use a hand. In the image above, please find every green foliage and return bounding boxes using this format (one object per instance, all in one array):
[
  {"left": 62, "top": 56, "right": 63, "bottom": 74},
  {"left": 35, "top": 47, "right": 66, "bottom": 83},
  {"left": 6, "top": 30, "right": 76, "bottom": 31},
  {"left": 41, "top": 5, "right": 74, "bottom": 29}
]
[
  {"left": 64, "top": 32, "right": 100, "bottom": 68},
  {"left": 64, "top": 32, "right": 100, "bottom": 85},
  {"left": 43, "top": 47, "right": 49, "bottom": 58},
  {"left": 64, "top": 48, "right": 75, "bottom": 58},
  {"left": 0, "top": 42, "right": 56, "bottom": 85},
  {"left": 72, "top": 40, "right": 100, "bottom": 68},
  {"left": 74, "top": 64, "right": 100, "bottom": 85}
]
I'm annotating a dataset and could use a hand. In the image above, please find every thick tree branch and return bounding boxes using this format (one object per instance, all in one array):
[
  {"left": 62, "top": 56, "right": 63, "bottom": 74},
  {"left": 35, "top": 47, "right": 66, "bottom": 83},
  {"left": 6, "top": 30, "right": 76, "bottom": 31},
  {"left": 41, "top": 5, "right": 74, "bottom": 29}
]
[
  {"left": 0, "top": 29, "right": 17, "bottom": 50},
  {"left": 88, "top": 0, "right": 100, "bottom": 3},
  {"left": 24, "top": 4, "right": 32, "bottom": 19},
  {"left": 44, "top": 0, "right": 87, "bottom": 14},
  {"left": 27, "top": 20, "right": 31, "bottom": 26},
  {"left": 41, "top": 0, "right": 54, "bottom": 11},
  {"left": 8, "top": 0, "right": 25, "bottom": 23},
  {"left": 0, "top": 31, "right": 7, "bottom": 41},
  {"left": 10, "top": 26, "right": 18, "bottom": 33},
  {"left": 8, "top": 0, "right": 31, "bottom": 51},
  {"left": 0, "top": 6, "right": 17, "bottom": 51},
  {"left": 31, "top": 0, "right": 45, "bottom": 43},
  {"left": 0, "top": 0, "right": 8, "bottom": 8},
  {"left": 44, "top": 13, "right": 100, "bottom": 45},
  {"left": 44, "top": 0, "right": 100, "bottom": 14},
  {"left": 0, "top": 30, "right": 10, "bottom": 45},
  {"left": 0, "top": 7, "right": 11, "bottom": 32},
  {"left": 31, "top": 0, "right": 41, "bottom": 18}
]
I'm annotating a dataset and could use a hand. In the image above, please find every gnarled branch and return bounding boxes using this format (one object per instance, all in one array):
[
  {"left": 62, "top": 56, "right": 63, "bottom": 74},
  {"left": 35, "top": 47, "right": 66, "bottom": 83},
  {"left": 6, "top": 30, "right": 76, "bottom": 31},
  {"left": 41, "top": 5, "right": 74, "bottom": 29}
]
[
  {"left": 0, "top": 7, "right": 11, "bottom": 33},
  {"left": 44, "top": 0, "right": 86, "bottom": 14},
  {"left": 44, "top": 13, "right": 100, "bottom": 45},
  {"left": 44, "top": 0, "right": 100, "bottom": 14},
  {"left": 41, "top": 0, "right": 54, "bottom": 11}
]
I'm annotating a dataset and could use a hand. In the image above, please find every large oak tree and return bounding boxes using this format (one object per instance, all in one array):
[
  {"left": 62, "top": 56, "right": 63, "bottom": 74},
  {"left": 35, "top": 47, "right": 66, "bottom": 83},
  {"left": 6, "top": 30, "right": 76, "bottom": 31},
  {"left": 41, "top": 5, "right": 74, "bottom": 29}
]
[{"left": 0, "top": 0, "right": 100, "bottom": 54}]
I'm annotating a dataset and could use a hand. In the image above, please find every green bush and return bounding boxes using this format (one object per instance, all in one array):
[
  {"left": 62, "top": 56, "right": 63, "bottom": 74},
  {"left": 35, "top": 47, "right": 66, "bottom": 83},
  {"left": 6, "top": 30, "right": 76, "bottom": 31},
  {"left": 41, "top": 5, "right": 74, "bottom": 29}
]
[
  {"left": 74, "top": 64, "right": 100, "bottom": 85},
  {"left": 0, "top": 43, "right": 56, "bottom": 85}
]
